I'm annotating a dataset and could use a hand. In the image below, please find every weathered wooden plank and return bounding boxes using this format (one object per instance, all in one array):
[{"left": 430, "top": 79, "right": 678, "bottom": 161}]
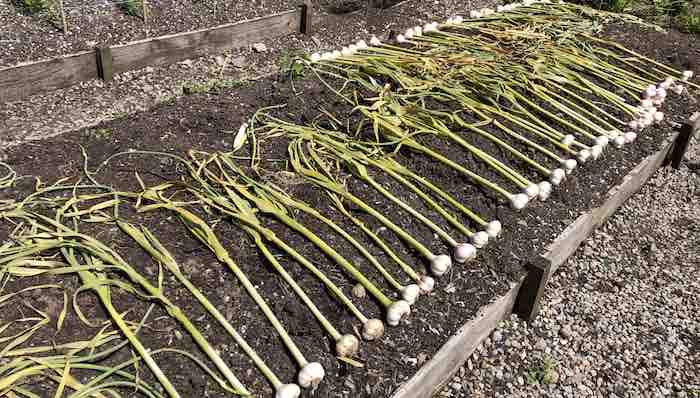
[
  {"left": 0, "top": 51, "right": 98, "bottom": 103},
  {"left": 545, "top": 133, "right": 678, "bottom": 275},
  {"left": 111, "top": 9, "right": 300, "bottom": 74},
  {"left": 391, "top": 275, "right": 525, "bottom": 398}
]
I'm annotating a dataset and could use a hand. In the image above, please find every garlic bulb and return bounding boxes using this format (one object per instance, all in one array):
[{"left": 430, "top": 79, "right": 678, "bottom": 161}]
[
  {"left": 298, "top": 362, "right": 325, "bottom": 388},
  {"left": 486, "top": 220, "right": 502, "bottom": 238},
  {"left": 510, "top": 193, "right": 529, "bottom": 210},
  {"left": 470, "top": 231, "right": 490, "bottom": 248},
  {"left": 401, "top": 284, "right": 421, "bottom": 305},
  {"left": 524, "top": 183, "right": 540, "bottom": 199},
  {"left": 335, "top": 334, "right": 360, "bottom": 357},
  {"left": 386, "top": 300, "right": 411, "bottom": 326},
  {"left": 537, "top": 181, "right": 552, "bottom": 201},
  {"left": 418, "top": 275, "right": 435, "bottom": 293},
  {"left": 550, "top": 168, "right": 565, "bottom": 186},
  {"left": 430, "top": 254, "right": 452, "bottom": 276},
  {"left": 454, "top": 242, "right": 477, "bottom": 263},
  {"left": 276, "top": 384, "right": 301, "bottom": 398},
  {"left": 362, "top": 319, "right": 385, "bottom": 340}
]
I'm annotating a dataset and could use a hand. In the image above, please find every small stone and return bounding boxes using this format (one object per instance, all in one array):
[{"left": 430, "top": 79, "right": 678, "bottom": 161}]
[
  {"left": 252, "top": 42, "right": 267, "bottom": 52},
  {"left": 534, "top": 340, "right": 546, "bottom": 351},
  {"left": 352, "top": 284, "right": 366, "bottom": 298},
  {"left": 215, "top": 55, "right": 227, "bottom": 66},
  {"left": 230, "top": 56, "right": 246, "bottom": 68},
  {"left": 492, "top": 330, "right": 503, "bottom": 342},
  {"left": 495, "top": 369, "right": 503, "bottom": 380},
  {"left": 417, "top": 352, "right": 428, "bottom": 365},
  {"left": 560, "top": 325, "right": 573, "bottom": 339},
  {"left": 179, "top": 59, "right": 194, "bottom": 67},
  {"left": 550, "top": 371, "right": 560, "bottom": 384}
]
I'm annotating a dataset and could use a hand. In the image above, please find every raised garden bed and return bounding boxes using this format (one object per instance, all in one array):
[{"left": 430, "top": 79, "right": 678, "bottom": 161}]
[
  {"left": 0, "top": 0, "right": 300, "bottom": 68},
  {"left": 0, "top": 4, "right": 698, "bottom": 398},
  {"left": 392, "top": 122, "right": 694, "bottom": 398},
  {"left": 0, "top": 8, "right": 306, "bottom": 103}
]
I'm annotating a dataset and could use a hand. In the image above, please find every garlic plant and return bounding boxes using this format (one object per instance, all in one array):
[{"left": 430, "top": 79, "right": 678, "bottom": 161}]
[
  {"left": 118, "top": 222, "right": 301, "bottom": 398},
  {"left": 258, "top": 119, "right": 487, "bottom": 259},
  {"left": 217, "top": 154, "right": 422, "bottom": 305},
  {"left": 0, "top": 307, "right": 166, "bottom": 397},
  {"left": 304, "top": 0, "right": 694, "bottom": 218},
  {"left": 184, "top": 152, "right": 388, "bottom": 338},
  {"left": 138, "top": 194, "right": 324, "bottom": 389},
  {"left": 1, "top": 205, "right": 250, "bottom": 398},
  {"left": 288, "top": 139, "right": 451, "bottom": 281}
]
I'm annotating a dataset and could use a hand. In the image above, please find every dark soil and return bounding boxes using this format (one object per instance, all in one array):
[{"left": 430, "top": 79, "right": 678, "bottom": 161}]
[{"left": 0, "top": 19, "right": 697, "bottom": 398}]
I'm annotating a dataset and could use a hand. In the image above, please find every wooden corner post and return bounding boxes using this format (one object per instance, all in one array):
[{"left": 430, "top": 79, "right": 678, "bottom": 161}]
[
  {"left": 513, "top": 256, "right": 552, "bottom": 322},
  {"left": 57, "top": 0, "right": 68, "bottom": 34},
  {"left": 666, "top": 112, "right": 699, "bottom": 169},
  {"left": 298, "top": 3, "right": 309, "bottom": 34},
  {"left": 96, "top": 47, "right": 114, "bottom": 82}
]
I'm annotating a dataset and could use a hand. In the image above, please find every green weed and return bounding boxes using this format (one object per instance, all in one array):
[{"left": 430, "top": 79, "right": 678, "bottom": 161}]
[
  {"left": 584, "top": 0, "right": 700, "bottom": 32},
  {"left": 525, "top": 355, "right": 556, "bottom": 385},
  {"left": 592, "top": 0, "right": 634, "bottom": 12},
  {"left": 20, "top": 0, "right": 60, "bottom": 26},
  {"left": 181, "top": 79, "right": 245, "bottom": 95},
  {"left": 277, "top": 49, "right": 306, "bottom": 80},
  {"left": 20, "top": 0, "right": 53, "bottom": 13},
  {"left": 676, "top": 10, "right": 700, "bottom": 33},
  {"left": 122, "top": 0, "right": 142, "bottom": 16}
]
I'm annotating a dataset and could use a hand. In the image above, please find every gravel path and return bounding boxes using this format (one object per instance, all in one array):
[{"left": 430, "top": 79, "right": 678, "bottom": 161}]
[{"left": 438, "top": 137, "right": 700, "bottom": 397}]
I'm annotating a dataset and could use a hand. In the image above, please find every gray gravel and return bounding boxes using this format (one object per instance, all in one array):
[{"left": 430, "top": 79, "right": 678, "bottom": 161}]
[{"left": 438, "top": 138, "right": 700, "bottom": 397}]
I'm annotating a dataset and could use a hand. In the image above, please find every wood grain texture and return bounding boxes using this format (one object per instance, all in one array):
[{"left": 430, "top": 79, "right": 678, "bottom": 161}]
[
  {"left": 514, "top": 256, "right": 551, "bottom": 322},
  {"left": 97, "top": 47, "right": 114, "bottom": 81},
  {"left": 110, "top": 9, "right": 300, "bottom": 74},
  {"left": 0, "top": 51, "right": 98, "bottom": 103},
  {"left": 391, "top": 275, "right": 525, "bottom": 398},
  {"left": 668, "top": 114, "right": 700, "bottom": 168}
]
